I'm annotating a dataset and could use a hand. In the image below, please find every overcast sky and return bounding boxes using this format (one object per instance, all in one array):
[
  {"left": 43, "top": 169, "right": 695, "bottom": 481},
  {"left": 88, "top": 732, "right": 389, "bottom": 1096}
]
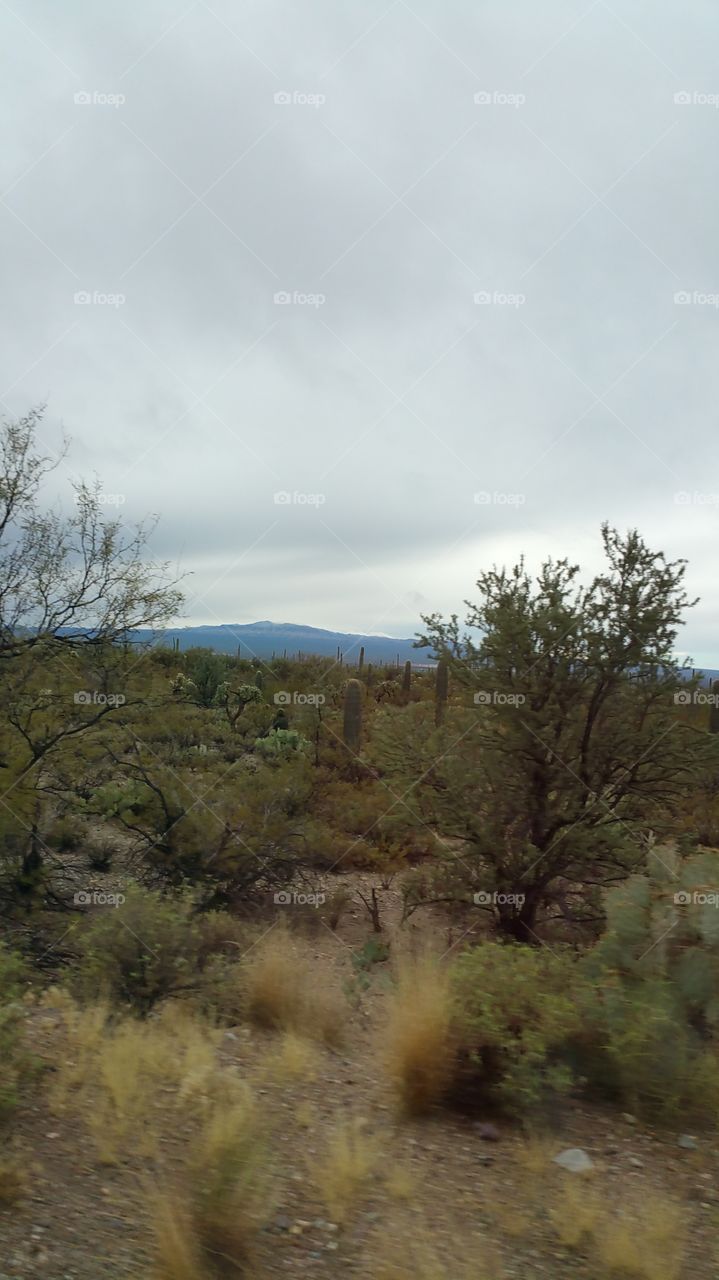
[{"left": 2, "top": 1, "right": 718, "bottom": 660}]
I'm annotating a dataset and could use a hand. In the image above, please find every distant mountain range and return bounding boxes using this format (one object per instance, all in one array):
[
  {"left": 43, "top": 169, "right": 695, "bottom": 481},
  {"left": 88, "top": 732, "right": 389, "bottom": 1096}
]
[{"left": 133, "top": 621, "right": 427, "bottom": 664}]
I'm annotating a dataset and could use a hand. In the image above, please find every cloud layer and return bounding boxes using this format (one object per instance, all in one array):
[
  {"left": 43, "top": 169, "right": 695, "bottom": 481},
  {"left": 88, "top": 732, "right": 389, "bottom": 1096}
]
[{"left": 2, "top": 1, "right": 718, "bottom": 661}]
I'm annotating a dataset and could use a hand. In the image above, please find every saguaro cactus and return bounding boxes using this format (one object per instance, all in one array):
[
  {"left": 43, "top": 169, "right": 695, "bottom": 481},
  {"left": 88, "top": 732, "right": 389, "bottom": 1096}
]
[
  {"left": 710, "top": 680, "right": 719, "bottom": 734},
  {"left": 343, "top": 678, "right": 363, "bottom": 753},
  {"left": 254, "top": 671, "right": 264, "bottom": 691},
  {"left": 402, "top": 660, "right": 412, "bottom": 697},
  {"left": 358, "top": 645, "right": 365, "bottom": 674},
  {"left": 435, "top": 659, "right": 449, "bottom": 726}
]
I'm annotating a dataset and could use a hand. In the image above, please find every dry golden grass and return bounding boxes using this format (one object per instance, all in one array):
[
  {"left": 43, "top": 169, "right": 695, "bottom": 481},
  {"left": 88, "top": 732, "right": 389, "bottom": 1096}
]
[
  {"left": 549, "top": 1177, "right": 602, "bottom": 1248},
  {"left": 595, "top": 1193, "right": 686, "bottom": 1279},
  {"left": 244, "top": 928, "right": 346, "bottom": 1047},
  {"left": 48, "top": 996, "right": 234, "bottom": 1163},
  {"left": 369, "top": 1215, "right": 504, "bottom": 1280},
  {"left": 255, "top": 1030, "right": 319, "bottom": 1084},
  {"left": 384, "top": 1159, "right": 416, "bottom": 1201},
  {"left": 312, "top": 1116, "right": 378, "bottom": 1224},
  {"left": 0, "top": 1151, "right": 28, "bottom": 1206},
  {"left": 149, "top": 1090, "right": 270, "bottom": 1279},
  {"left": 148, "top": 1196, "right": 206, "bottom": 1280},
  {"left": 381, "top": 953, "right": 455, "bottom": 1114}
]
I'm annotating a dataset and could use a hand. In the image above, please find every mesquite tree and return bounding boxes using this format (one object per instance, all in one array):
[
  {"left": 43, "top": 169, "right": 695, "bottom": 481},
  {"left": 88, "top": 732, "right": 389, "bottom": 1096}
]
[{"left": 409, "top": 524, "right": 708, "bottom": 941}]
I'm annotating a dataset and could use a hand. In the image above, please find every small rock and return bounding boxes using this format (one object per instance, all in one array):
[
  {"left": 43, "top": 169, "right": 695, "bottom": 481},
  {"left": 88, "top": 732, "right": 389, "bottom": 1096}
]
[
  {"left": 274, "top": 1215, "right": 291, "bottom": 1231},
  {"left": 44, "top": 1133, "right": 60, "bottom": 1140},
  {"left": 627, "top": 1156, "right": 643, "bottom": 1168},
  {"left": 678, "top": 1134, "right": 698, "bottom": 1150},
  {"left": 476, "top": 1122, "right": 501, "bottom": 1142},
  {"left": 326, "top": 1241, "right": 338, "bottom": 1251},
  {"left": 553, "top": 1148, "right": 593, "bottom": 1174},
  {"left": 622, "top": 1113, "right": 637, "bottom": 1125}
]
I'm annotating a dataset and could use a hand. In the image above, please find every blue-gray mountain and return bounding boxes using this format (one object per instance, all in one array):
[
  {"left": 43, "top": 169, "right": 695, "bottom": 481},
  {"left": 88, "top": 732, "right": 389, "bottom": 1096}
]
[{"left": 134, "top": 621, "right": 425, "bottom": 664}]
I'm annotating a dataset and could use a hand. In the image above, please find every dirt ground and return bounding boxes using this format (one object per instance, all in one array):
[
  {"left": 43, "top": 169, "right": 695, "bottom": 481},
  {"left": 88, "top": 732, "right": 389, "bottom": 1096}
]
[{"left": 1, "top": 874, "right": 718, "bottom": 1280}]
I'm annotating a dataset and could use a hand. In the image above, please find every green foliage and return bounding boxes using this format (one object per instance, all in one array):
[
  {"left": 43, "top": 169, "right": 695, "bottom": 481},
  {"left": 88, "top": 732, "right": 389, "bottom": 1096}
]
[
  {"left": 449, "top": 942, "right": 581, "bottom": 1112},
  {"left": 253, "top": 728, "right": 308, "bottom": 762},
  {"left": 44, "top": 814, "right": 85, "bottom": 852},
  {"left": 71, "top": 887, "right": 248, "bottom": 1015},
  {"left": 576, "top": 849, "right": 719, "bottom": 1119},
  {"left": 408, "top": 525, "right": 705, "bottom": 937}
]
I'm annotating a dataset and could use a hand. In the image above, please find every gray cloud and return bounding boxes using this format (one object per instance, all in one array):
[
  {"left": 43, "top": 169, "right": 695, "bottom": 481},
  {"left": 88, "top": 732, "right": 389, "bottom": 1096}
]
[{"left": 2, "top": 1, "right": 718, "bottom": 659}]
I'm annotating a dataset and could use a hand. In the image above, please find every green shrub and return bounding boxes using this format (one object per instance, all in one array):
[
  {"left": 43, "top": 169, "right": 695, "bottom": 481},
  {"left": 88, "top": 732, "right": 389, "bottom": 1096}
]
[
  {"left": 449, "top": 942, "right": 581, "bottom": 1113},
  {"left": 253, "top": 729, "right": 308, "bottom": 762},
  {"left": 574, "top": 854, "right": 719, "bottom": 1120},
  {"left": 72, "top": 887, "right": 252, "bottom": 1018},
  {"left": 45, "top": 814, "right": 85, "bottom": 852},
  {"left": 85, "top": 833, "right": 115, "bottom": 870}
]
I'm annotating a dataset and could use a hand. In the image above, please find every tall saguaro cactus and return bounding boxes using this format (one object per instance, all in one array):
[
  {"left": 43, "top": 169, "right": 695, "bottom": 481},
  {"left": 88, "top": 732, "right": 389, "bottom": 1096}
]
[
  {"left": 434, "top": 659, "right": 449, "bottom": 726},
  {"left": 402, "top": 660, "right": 412, "bottom": 698},
  {"left": 343, "top": 678, "right": 363, "bottom": 753},
  {"left": 358, "top": 645, "right": 365, "bottom": 674},
  {"left": 710, "top": 680, "right": 719, "bottom": 734}
]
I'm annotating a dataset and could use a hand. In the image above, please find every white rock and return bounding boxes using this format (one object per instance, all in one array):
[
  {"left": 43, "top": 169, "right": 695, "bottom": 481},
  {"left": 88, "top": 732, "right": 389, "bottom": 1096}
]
[{"left": 553, "top": 1148, "right": 593, "bottom": 1174}]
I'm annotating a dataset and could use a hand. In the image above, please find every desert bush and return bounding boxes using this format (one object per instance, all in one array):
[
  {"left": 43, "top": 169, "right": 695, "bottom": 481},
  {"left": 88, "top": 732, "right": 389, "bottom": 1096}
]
[
  {"left": 45, "top": 813, "right": 85, "bottom": 852},
  {"left": 243, "top": 926, "right": 346, "bottom": 1046},
  {"left": 449, "top": 943, "right": 581, "bottom": 1113},
  {"left": 575, "top": 853, "right": 719, "bottom": 1120},
  {"left": 85, "top": 832, "right": 116, "bottom": 870},
  {"left": 382, "top": 954, "right": 455, "bottom": 1114},
  {"left": 71, "top": 887, "right": 249, "bottom": 1016}
]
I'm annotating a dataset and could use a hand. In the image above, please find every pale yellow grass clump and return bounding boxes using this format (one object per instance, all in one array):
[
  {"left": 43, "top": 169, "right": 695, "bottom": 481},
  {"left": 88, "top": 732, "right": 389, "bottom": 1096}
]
[
  {"left": 256, "top": 1030, "right": 319, "bottom": 1084},
  {"left": 150, "top": 1088, "right": 270, "bottom": 1280},
  {"left": 48, "top": 997, "right": 227, "bottom": 1163},
  {"left": 381, "top": 953, "right": 455, "bottom": 1114},
  {"left": 549, "top": 1177, "right": 602, "bottom": 1248},
  {"left": 244, "top": 927, "right": 346, "bottom": 1046},
  {"left": 369, "top": 1216, "right": 504, "bottom": 1280},
  {"left": 595, "top": 1194, "right": 686, "bottom": 1280},
  {"left": 312, "top": 1116, "right": 378, "bottom": 1223}
]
